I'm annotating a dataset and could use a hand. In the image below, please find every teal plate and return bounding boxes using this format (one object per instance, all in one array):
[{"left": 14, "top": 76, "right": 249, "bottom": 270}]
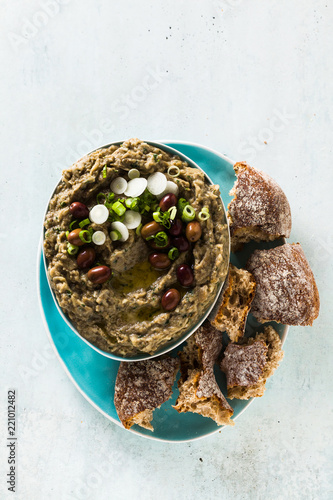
[{"left": 37, "top": 141, "right": 288, "bottom": 442}]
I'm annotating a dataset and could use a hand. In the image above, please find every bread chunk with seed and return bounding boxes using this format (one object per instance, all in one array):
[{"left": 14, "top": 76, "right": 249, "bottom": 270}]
[
  {"left": 114, "top": 357, "right": 179, "bottom": 431},
  {"left": 246, "top": 243, "right": 320, "bottom": 326},
  {"left": 173, "top": 322, "right": 234, "bottom": 426},
  {"left": 228, "top": 162, "right": 292, "bottom": 252},
  {"left": 221, "top": 326, "right": 284, "bottom": 399},
  {"left": 210, "top": 264, "right": 256, "bottom": 341}
]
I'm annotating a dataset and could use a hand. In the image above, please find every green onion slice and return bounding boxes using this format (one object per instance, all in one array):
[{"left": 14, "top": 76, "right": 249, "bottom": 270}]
[
  {"left": 67, "top": 243, "right": 79, "bottom": 255},
  {"left": 168, "top": 247, "right": 179, "bottom": 260},
  {"left": 112, "top": 200, "right": 126, "bottom": 217},
  {"left": 79, "top": 230, "right": 92, "bottom": 243},
  {"left": 65, "top": 231, "right": 69, "bottom": 239},
  {"left": 153, "top": 210, "right": 164, "bottom": 224},
  {"left": 177, "top": 198, "right": 189, "bottom": 215},
  {"left": 102, "top": 165, "right": 107, "bottom": 178},
  {"left": 130, "top": 198, "right": 140, "bottom": 212},
  {"left": 167, "top": 165, "right": 180, "bottom": 177},
  {"left": 135, "top": 223, "right": 142, "bottom": 236},
  {"left": 182, "top": 205, "right": 196, "bottom": 223},
  {"left": 168, "top": 206, "right": 177, "bottom": 221},
  {"left": 110, "top": 229, "right": 122, "bottom": 241},
  {"left": 69, "top": 219, "right": 79, "bottom": 230},
  {"left": 154, "top": 231, "right": 169, "bottom": 247},
  {"left": 79, "top": 218, "right": 90, "bottom": 228},
  {"left": 96, "top": 192, "right": 106, "bottom": 204},
  {"left": 198, "top": 207, "right": 210, "bottom": 220}
]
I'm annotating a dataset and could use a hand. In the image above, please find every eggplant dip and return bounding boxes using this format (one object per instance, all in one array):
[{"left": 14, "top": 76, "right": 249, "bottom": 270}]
[{"left": 44, "top": 138, "right": 229, "bottom": 357}]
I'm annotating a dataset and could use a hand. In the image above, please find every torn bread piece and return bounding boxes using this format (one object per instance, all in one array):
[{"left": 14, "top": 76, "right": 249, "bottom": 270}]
[
  {"left": 221, "top": 326, "right": 284, "bottom": 399},
  {"left": 228, "top": 162, "right": 292, "bottom": 252},
  {"left": 246, "top": 243, "right": 320, "bottom": 326},
  {"left": 114, "top": 357, "right": 179, "bottom": 431},
  {"left": 210, "top": 264, "right": 256, "bottom": 342},
  {"left": 173, "top": 321, "right": 234, "bottom": 426}
]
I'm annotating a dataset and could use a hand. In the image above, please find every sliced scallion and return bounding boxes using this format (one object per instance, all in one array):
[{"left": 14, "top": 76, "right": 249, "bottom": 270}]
[
  {"left": 168, "top": 247, "right": 179, "bottom": 260},
  {"left": 168, "top": 206, "right": 177, "bottom": 221},
  {"left": 155, "top": 231, "right": 168, "bottom": 247},
  {"left": 79, "top": 230, "right": 92, "bottom": 243},
  {"left": 67, "top": 243, "right": 79, "bottom": 255},
  {"left": 198, "top": 207, "right": 210, "bottom": 220},
  {"left": 111, "top": 200, "right": 126, "bottom": 217},
  {"left": 79, "top": 218, "right": 90, "bottom": 228},
  {"left": 135, "top": 223, "right": 142, "bottom": 236},
  {"left": 102, "top": 165, "right": 107, "bottom": 178},
  {"left": 182, "top": 205, "right": 196, "bottom": 223},
  {"left": 167, "top": 165, "right": 180, "bottom": 177},
  {"left": 69, "top": 219, "right": 79, "bottom": 230},
  {"left": 153, "top": 211, "right": 164, "bottom": 224},
  {"left": 110, "top": 230, "right": 122, "bottom": 241},
  {"left": 128, "top": 168, "right": 140, "bottom": 179},
  {"left": 65, "top": 230, "right": 69, "bottom": 239},
  {"left": 125, "top": 198, "right": 133, "bottom": 209},
  {"left": 96, "top": 192, "right": 106, "bottom": 204},
  {"left": 177, "top": 198, "right": 189, "bottom": 215}
]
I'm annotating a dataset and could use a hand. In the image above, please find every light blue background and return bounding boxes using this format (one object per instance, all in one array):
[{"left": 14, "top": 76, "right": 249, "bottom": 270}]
[{"left": 0, "top": 1, "right": 332, "bottom": 499}]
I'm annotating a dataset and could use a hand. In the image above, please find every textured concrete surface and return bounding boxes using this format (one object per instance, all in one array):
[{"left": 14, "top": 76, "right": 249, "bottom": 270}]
[{"left": 1, "top": 1, "right": 332, "bottom": 499}]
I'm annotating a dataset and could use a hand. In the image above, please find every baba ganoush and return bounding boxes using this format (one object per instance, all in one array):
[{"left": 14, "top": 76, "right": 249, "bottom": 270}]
[{"left": 44, "top": 138, "right": 229, "bottom": 357}]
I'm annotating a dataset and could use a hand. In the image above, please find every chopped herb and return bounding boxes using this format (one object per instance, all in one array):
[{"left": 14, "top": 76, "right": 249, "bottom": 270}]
[
  {"left": 66, "top": 290, "right": 72, "bottom": 297},
  {"left": 153, "top": 153, "right": 160, "bottom": 163},
  {"left": 60, "top": 201, "right": 67, "bottom": 208}
]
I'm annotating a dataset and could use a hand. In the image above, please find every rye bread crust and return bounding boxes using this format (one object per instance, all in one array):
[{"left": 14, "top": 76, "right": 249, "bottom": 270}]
[
  {"left": 246, "top": 243, "right": 320, "bottom": 326},
  {"left": 114, "top": 357, "right": 179, "bottom": 430},
  {"left": 228, "top": 162, "right": 292, "bottom": 252},
  {"left": 221, "top": 326, "right": 284, "bottom": 400}
]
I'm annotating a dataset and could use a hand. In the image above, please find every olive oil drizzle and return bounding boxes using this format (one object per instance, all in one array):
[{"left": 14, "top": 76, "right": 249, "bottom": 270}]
[{"left": 111, "top": 260, "right": 162, "bottom": 294}]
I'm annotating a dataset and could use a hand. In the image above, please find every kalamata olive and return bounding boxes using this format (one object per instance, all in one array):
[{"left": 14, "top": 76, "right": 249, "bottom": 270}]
[
  {"left": 169, "top": 218, "right": 183, "bottom": 236},
  {"left": 87, "top": 265, "right": 111, "bottom": 284},
  {"left": 149, "top": 253, "right": 171, "bottom": 270},
  {"left": 186, "top": 221, "right": 202, "bottom": 243},
  {"left": 161, "top": 288, "right": 181, "bottom": 311},
  {"left": 69, "top": 202, "right": 89, "bottom": 219},
  {"left": 77, "top": 247, "right": 96, "bottom": 269},
  {"left": 176, "top": 264, "right": 194, "bottom": 287},
  {"left": 141, "top": 221, "right": 164, "bottom": 240},
  {"left": 67, "top": 228, "right": 85, "bottom": 246},
  {"left": 159, "top": 193, "right": 178, "bottom": 212},
  {"left": 172, "top": 235, "right": 190, "bottom": 252},
  {"left": 148, "top": 235, "right": 171, "bottom": 250}
]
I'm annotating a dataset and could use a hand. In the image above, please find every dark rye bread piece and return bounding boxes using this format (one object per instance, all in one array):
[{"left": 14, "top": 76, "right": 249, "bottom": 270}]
[
  {"left": 228, "top": 162, "right": 292, "bottom": 252},
  {"left": 114, "top": 357, "right": 179, "bottom": 431},
  {"left": 221, "top": 326, "right": 284, "bottom": 399},
  {"left": 173, "top": 322, "right": 234, "bottom": 426},
  {"left": 246, "top": 243, "right": 320, "bottom": 326},
  {"left": 210, "top": 264, "right": 256, "bottom": 342}
]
